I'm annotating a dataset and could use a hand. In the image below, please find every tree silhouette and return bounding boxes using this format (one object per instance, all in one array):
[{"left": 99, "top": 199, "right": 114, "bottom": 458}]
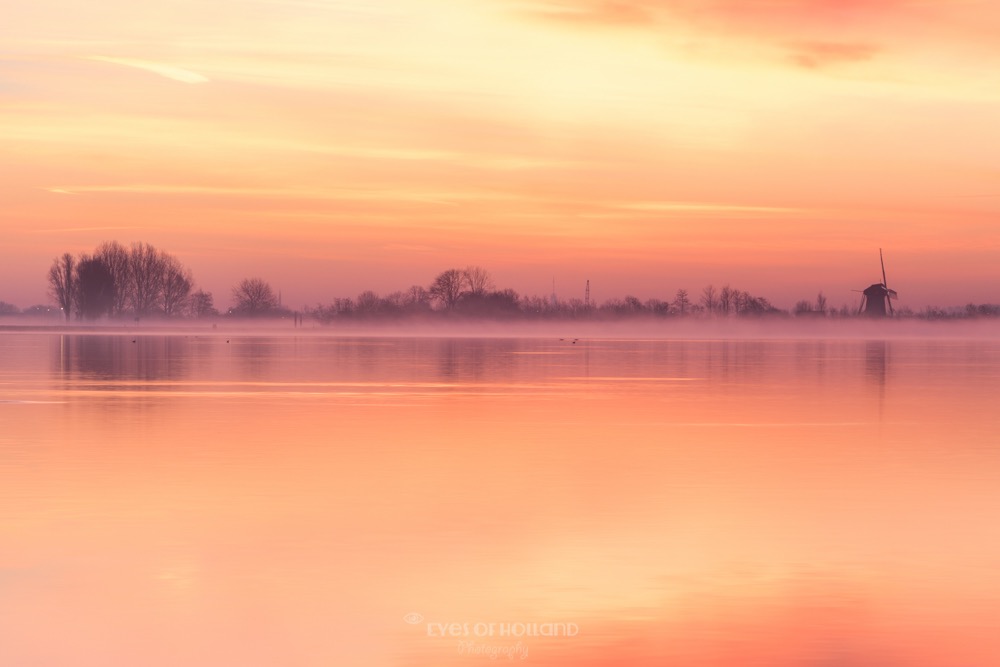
[
  {"left": 673, "top": 289, "right": 691, "bottom": 316},
  {"left": 719, "top": 284, "right": 733, "bottom": 316},
  {"left": 355, "top": 290, "right": 382, "bottom": 315},
  {"left": 49, "top": 242, "right": 197, "bottom": 319},
  {"left": 74, "top": 256, "right": 116, "bottom": 320},
  {"left": 794, "top": 299, "right": 813, "bottom": 316},
  {"left": 622, "top": 295, "right": 644, "bottom": 313},
  {"left": 160, "top": 254, "right": 193, "bottom": 316},
  {"left": 47, "top": 253, "right": 75, "bottom": 321},
  {"left": 231, "top": 277, "right": 278, "bottom": 316},
  {"left": 127, "top": 242, "right": 166, "bottom": 316},
  {"left": 429, "top": 269, "right": 464, "bottom": 310},
  {"left": 188, "top": 289, "right": 217, "bottom": 317},
  {"left": 462, "top": 266, "right": 493, "bottom": 297},
  {"left": 404, "top": 285, "right": 432, "bottom": 313},
  {"left": 94, "top": 241, "right": 131, "bottom": 317},
  {"left": 701, "top": 285, "right": 717, "bottom": 316}
]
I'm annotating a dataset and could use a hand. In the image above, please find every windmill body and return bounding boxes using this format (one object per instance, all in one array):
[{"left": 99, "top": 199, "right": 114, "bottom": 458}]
[
  {"left": 861, "top": 283, "right": 894, "bottom": 316},
  {"left": 858, "top": 250, "right": 898, "bottom": 317}
]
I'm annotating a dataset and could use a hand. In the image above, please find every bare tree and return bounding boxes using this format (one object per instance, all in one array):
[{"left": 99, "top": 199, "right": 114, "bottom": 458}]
[
  {"left": 94, "top": 241, "right": 131, "bottom": 317},
  {"left": 405, "top": 285, "right": 431, "bottom": 311},
  {"left": 816, "top": 291, "right": 827, "bottom": 315},
  {"left": 701, "top": 284, "right": 717, "bottom": 316},
  {"left": 127, "top": 242, "right": 166, "bottom": 316},
  {"left": 742, "top": 293, "right": 774, "bottom": 315},
  {"left": 429, "top": 269, "right": 464, "bottom": 310},
  {"left": 645, "top": 298, "right": 668, "bottom": 315},
  {"left": 159, "top": 253, "right": 192, "bottom": 316},
  {"left": 462, "top": 266, "right": 493, "bottom": 297},
  {"left": 383, "top": 291, "right": 406, "bottom": 310},
  {"left": 231, "top": 277, "right": 278, "bottom": 316},
  {"left": 794, "top": 299, "right": 814, "bottom": 316},
  {"left": 187, "top": 289, "right": 217, "bottom": 317},
  {"left": 673, "top": 288, "right": 691, "bottom": 316},
  {"left": 47, "top": 253, "right": 75, "bottom": 321},
  {"left": 623, "top": 295, "right": 644, "bottom": 313},
  {"left": 719, "top": 284, "right": 733, "bottom": 317},
  {"left": 355, "top": 290, "right": 381, "bottom": 314},
  {"left": 733, "top": 290, "right": 748, "bottom": 315}
]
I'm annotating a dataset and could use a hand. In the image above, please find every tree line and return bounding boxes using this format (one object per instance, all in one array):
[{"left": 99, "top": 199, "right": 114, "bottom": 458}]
[
  {"left": 0, "top": 249, "right": 991, "bottom": 322},
  {"left": 305, "top": 266, "right": 782, "bottom": 321},
  {"left": 46, "top": 241, "right": 212, "bottom": 321}
]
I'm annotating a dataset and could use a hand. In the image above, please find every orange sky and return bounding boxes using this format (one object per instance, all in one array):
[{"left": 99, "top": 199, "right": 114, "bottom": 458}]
[{"left": 3, "top": 0, "right": 999, "bottom": 311}]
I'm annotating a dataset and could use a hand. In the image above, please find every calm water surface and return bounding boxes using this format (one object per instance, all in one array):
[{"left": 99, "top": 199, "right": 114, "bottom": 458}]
[{"left": 2, "top": 332, "right": 999, "bottom": 666}]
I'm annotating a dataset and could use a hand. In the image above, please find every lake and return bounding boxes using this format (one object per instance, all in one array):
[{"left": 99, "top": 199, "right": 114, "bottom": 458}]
[{"left": 2, "top": 329, "right": 999, "bottom": 666}]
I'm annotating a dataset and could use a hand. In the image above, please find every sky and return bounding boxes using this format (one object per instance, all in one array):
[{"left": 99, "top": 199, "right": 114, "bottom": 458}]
[{"left": 3, "top": 0, "right": 999, "bottom": 311}]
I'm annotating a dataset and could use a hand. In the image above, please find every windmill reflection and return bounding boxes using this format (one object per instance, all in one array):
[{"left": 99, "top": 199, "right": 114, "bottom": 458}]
[{"left": 865, "top": 340, "right": 888, "bottom": 421}]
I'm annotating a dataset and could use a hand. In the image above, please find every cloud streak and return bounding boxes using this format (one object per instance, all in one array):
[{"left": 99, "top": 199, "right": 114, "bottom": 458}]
[
  {"left": 512, "top": 0, "right": 962, "bottom": 71},
  {"left": 788, "top": 41, "right": 881, "bottom": 69},
  {"left": 526, "top": 1, "right": 656, "bottom": 26},
  {"left": 518, "top": 0, "right": 915, "bottom": 29},
  {"left": 85, "top": 56, "right": 209, "bottom": 84},
  {"left": 615, "top": 201, "right": 804, "bottom": 214}
]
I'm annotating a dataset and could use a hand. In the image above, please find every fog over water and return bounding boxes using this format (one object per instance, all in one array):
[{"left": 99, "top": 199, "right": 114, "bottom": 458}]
[
  {"left": 2, "top": 328, "right": 999, "bottom": 666},
  {"left": 3, "top": 314, "right": 1000, "bottom": 339}
]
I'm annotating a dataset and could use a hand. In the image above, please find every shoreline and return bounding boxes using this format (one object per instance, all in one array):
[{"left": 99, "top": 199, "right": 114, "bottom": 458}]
[{"left": 2, "top": 317, "right": 999, "bottom": 340}]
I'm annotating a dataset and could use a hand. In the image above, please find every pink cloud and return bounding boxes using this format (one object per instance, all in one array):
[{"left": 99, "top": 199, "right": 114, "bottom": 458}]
[
  {"left": 515, "top": 1, "right": 942, "bottom": 44},
  {"left": 527, "top": 1, "right": 657, "bottom": 26},
  {"left": 788, "top": 41, "right": 882, "bottom": 69}
]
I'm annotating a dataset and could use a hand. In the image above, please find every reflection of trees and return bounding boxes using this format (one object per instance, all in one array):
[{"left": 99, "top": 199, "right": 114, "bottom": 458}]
[
  {"left": 232, "top": 338, "right": 277, "bottom": 378},
  {"left": 435, "top": 339, "right": 519, "bottom": 383},
  {"left": 55, "top": 335, "right": 191, "bottom": 386}
]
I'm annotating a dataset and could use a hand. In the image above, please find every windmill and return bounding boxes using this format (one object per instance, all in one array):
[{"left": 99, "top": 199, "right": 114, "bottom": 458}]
[{"left": 857, "top": 249, "right": 898, "bottom": 317}]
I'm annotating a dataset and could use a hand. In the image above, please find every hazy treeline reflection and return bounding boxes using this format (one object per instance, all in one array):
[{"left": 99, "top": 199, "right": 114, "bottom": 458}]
[
  {"left": 53, "top": 334, "right": 193, "bottom": 385},
  {"left": 4, "top": 332, "right": 1000, "bottom": 667},
  {"left": 42, "top": 334, "right": 915, "bottom": 397}
]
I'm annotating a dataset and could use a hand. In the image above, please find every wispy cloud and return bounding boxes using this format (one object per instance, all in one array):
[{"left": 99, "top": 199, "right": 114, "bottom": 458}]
[
  {"left": 511, "top": 0, "right": 930, "bottom": 72},
  {"left": 526, "top": 1, "right": 656, "bottom": 26},
  {"left": 27, "top": 225, "right": 158, "bottom": 234},
  {"left": 614, "top": 201, "right": 803, "bottom": 214},
  {"left": 517, "top": 0, "right": 913, "bottom": 28},
  {"left": 42, "top": 183, "right": 516, "bottom": 207},
  {"left": 84, "top": 56, "right": 209, "bottom": 84},
  {"left": 788, "top": 41, "right": 881, "bottom": 69}
]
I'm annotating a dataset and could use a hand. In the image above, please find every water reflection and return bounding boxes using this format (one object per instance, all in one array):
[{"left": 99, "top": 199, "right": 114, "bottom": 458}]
[
  {"left": 865, "top": 339, "right": 888, "bottom": 387},
  {"left": 435, "top": 338, "right": 521, "bottom": 383},
  {"left": 2, "top": 333, "right": 999, "bottom": 667},
  {"left": 229, "top": 336, "right": 283, "bottom": 380},
  {"left": 54, "top": 334, "right": 192, "bottom": 386}
]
